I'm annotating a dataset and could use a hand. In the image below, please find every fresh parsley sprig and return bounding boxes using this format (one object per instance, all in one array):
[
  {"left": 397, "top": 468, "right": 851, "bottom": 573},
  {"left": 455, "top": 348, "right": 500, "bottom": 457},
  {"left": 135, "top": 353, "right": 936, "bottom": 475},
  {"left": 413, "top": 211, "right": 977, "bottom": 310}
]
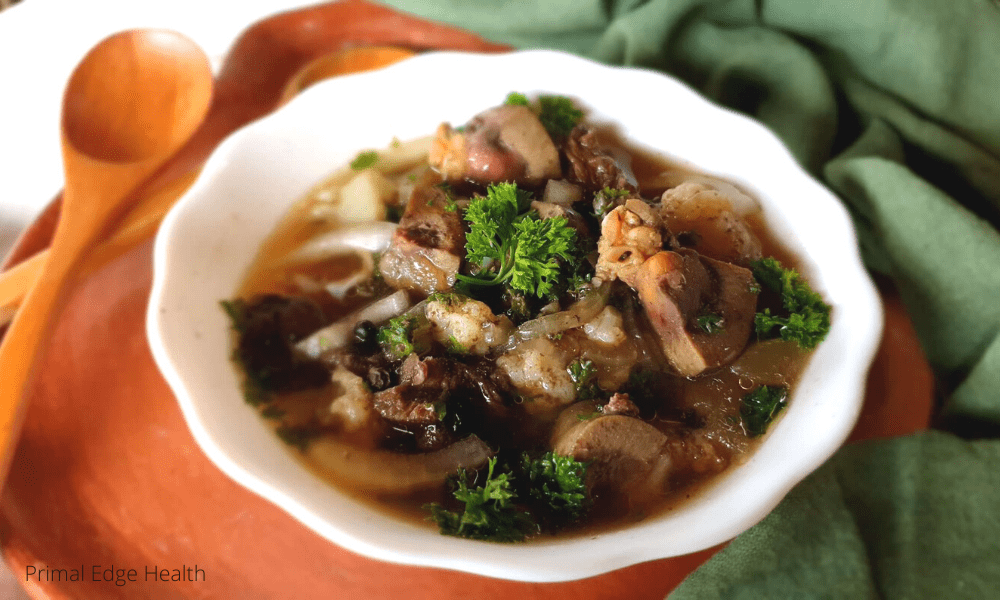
[
  {"left": 751, "top": 257, "right": 831, "bottom": 349},
  {"left": 457, "top": 183, "right": 578, "bottom": 299},
  {"left": 426, "top": 453, "right": 590, "bottom": 542},
  {"left": 426, "top": 458, "right": 537, "bottom": 542},
  {"left": 538, "top": 96, "right": 584, "bottom": 138},
  {"left": 503, "top": 92, "right": 584, "bottom": 139},
  {"left": 739, "top": 385, "right": 788, "bottom": 437},
  {"left": 521, "top": 452, "right": 589, "bottom": 527},
  {"left": 568, "top": 359, "right": 600, "bottom": 401}
]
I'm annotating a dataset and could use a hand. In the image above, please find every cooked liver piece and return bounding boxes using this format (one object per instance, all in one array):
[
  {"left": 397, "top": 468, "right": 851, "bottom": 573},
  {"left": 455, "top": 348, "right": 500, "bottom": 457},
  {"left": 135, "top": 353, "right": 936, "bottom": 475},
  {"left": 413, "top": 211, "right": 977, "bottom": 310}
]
[
  {"left": 378, "top": 183, "right": 465, "bottom": 294},
  {"left": 552, "top": 411, "right": 671, "bottom": 498},
  {"left": 551, "top": 403, "right": 730, "bottom": 500},
  {"left": 632, "top": 249, "right": 758, "bottom": 377}
]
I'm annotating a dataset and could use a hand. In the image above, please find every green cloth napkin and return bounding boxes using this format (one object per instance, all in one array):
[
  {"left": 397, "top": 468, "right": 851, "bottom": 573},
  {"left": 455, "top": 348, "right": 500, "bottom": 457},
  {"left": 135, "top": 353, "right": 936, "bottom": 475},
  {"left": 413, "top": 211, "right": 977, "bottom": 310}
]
[{"left": 380, "top": 0, "right": 1000, "bottom": 596}]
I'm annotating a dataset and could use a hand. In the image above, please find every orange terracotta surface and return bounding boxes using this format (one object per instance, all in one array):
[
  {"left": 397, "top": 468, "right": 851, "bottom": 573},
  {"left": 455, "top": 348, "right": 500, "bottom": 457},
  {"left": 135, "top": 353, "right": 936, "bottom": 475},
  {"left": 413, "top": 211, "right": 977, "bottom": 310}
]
[{"left": 0, "top": 2, "right": 935, "bottom": 598}]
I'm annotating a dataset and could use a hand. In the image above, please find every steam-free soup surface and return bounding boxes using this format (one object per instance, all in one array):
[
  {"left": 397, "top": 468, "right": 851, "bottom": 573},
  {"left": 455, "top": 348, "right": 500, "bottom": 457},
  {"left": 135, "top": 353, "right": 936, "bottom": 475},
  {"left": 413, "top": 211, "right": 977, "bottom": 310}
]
[{"left": 224, "top": 95, "right": 829, "bottom": 541}]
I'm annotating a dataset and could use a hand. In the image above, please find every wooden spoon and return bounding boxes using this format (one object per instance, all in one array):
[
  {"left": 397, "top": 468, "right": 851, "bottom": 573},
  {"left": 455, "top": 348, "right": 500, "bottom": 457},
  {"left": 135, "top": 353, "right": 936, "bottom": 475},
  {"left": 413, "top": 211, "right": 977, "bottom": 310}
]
[
  {"left": 0, "top": 46, "right": 418, "bottom": 330},
  {"left": 0, "top": 30, "right": 213, "bottom": 484}
]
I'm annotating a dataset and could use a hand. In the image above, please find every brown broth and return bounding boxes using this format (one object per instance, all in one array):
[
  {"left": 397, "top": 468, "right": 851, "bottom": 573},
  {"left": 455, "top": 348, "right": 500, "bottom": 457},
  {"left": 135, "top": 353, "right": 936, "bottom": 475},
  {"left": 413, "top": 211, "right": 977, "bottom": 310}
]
[{"left": 231, "top": 132, "right": 818, "bottom": 539}]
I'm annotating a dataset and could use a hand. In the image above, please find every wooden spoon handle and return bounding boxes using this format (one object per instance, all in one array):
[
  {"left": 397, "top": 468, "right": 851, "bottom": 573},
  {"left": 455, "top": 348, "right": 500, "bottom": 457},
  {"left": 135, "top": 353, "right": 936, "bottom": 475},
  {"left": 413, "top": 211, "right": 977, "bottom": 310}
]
[
  {"left": 0, "top": 46, "right": 418, "bottom": 330},
  {"left": 0, "top": 172, "right": 198, "bottom": 327}
]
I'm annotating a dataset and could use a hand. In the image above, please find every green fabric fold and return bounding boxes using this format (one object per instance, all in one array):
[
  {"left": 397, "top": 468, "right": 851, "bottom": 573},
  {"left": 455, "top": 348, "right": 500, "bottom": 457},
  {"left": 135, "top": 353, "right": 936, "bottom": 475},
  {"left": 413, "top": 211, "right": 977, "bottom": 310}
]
[{"left": 380, "top": 0, "right": 1000, "bottom": 595}]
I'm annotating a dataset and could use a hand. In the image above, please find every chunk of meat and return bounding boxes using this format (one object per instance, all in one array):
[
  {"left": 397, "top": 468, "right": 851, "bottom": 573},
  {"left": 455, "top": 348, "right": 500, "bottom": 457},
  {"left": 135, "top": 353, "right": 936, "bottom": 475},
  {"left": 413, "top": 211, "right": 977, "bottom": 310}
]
[
  {"left": 378, "top": 182, "right": 465, "bottom": 294},
  {"left": 429, "top": 105, "right": 561, "bottom": 186},
  {"left": 372, "top": 354, "right": 447, "bottom": 425},
  {"left": 596, "top": 200, "right": 664, "bottom": 285},
  {"left": 496, "top": 338, "right": 575, "bottom": 414},
  {"left": 372, "top": 355, "right": 511, "bottom": 427},
  {"left": 603, "top": 392, "right": 639, "bottom": 417},
  {"left": 230, "top": 295, "right": 330, "bottom": 392},
  {"left": 632, "top": 250, "right": 759, "bottom": 377},
  {"left": 552, "top": 405, "right": 671, "bottom": 501},
  {"left": 551, "top": 403, "right": 729, "bottom": 500},
  {"left": 425, "top": 296, "right": 513, "bottom": 355},
  {"left": 660, "top": 181, "right": 762, "bottom": 267},
  {"left": 564, "top": 125, "right": 638, "bottom": 191}
]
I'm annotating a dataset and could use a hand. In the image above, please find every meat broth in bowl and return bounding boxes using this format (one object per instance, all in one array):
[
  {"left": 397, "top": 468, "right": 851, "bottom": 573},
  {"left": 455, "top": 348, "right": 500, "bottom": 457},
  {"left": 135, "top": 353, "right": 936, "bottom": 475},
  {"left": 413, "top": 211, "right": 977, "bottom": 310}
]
[
  {"left": 225, "top": 93, "right": 828, "bottom": 540},
  {"left": 148, "top": 50, "right": 881, "bottom": 580}
]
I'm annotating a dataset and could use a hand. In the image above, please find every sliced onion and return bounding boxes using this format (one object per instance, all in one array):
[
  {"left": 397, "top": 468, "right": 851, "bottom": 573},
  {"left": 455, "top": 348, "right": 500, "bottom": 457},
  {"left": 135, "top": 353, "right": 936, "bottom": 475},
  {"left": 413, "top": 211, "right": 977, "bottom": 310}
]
[
  {"left": 542, "top": 179, "right": 583, "bottom": 206},
  {"left": 503, "top": 282, "right": 611, "bottom": 350},
  {"left": 324, "top": 252, "right": 375, "bottom": 300},
  {"left": 287, "top": 221, "right": 397, "bottom": 264},
  {"left": 296, "top": 290, "right": 410, "bottom": 359},
  {"left": 306, "top": 435, "right": 492, "bottom": 494}
]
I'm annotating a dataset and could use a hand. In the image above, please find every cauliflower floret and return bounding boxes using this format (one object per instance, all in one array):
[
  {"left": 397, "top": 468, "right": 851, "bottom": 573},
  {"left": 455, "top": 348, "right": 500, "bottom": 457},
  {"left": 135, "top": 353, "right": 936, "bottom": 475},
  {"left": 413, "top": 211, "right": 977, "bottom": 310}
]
[
  {"left": 596, "top": 199, "right": 664, "bottom": 286},
  {"left": 424, "top": 295, "right": 513, "bottom": 355},
  {"left": 582, "top": 305, "right": 626, "bottom": 346},
  {"left": 325, "top": 366, "right": 376, "bottom": 433},
  {"left": 496, "top": 338, "right": 575, "bottom": 414}
]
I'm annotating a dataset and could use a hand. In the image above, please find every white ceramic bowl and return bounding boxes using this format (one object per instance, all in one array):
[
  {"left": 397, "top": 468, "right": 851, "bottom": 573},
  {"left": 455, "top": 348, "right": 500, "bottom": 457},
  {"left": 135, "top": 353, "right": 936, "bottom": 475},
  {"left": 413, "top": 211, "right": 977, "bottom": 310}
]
[{"left": 147, "top": 50, "right": 882, "bottom": 582}]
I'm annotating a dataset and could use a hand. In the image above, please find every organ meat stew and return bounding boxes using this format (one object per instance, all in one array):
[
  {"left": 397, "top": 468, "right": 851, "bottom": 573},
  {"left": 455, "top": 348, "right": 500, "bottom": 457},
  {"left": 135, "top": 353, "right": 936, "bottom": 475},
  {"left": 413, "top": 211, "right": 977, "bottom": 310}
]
[{"left": 223, "top": 94, "right": 831, "bottom": 542}]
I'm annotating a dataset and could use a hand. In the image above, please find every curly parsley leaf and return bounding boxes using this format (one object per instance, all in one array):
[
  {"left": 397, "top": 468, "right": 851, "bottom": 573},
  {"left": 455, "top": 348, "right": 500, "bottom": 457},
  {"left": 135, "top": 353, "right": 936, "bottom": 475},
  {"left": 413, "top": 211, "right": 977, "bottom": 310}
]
[
  {"left": 740, "top": 385, "right": 788, "bottom": 437},
  {"left": 538, "top": 95, "right": 584, "bottom": 138},
  {"left": 696, "top": 313, "right": 725, "bottom": 335},
  {"left": 522, "top": 452, "right": 589, "bottom": 526},
  {"left": 592, "top": 187, "right": 629, "bottom": 220},
  {"left": 426, "top": 458, "right": 537, "bottom": 542},
  {"left": 349, "top": 150, "right": 378, "bottom": 170},
  {"left": 751, "top": 257, "right": 831, "bottom": 349},
  {"left": 377, "top": 314, "right": 427, "bottom": 360},
  {"left": 504, "top": 91, "right": 530, "bottom": 106},
  {"left": 568, "top": 359, "right": 600, "bottom": 401},
  {"left": 458, "top": 183, "right": 578, "bottom": 299}
]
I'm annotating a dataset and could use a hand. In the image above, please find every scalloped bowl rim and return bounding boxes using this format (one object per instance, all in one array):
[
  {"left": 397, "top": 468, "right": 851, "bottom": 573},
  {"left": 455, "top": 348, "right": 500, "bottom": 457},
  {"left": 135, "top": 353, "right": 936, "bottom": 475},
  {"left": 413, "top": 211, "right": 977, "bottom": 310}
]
[{"left": 147, "top": 49, "right": 882, "bottom": 582}]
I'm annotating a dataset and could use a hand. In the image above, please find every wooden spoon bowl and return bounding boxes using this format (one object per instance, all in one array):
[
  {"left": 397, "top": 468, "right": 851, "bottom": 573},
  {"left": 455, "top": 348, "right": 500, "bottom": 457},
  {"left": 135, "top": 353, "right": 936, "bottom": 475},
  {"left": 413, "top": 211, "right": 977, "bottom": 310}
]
[{"left": 0, "top": 30, "right": 213, "bottom": 484}]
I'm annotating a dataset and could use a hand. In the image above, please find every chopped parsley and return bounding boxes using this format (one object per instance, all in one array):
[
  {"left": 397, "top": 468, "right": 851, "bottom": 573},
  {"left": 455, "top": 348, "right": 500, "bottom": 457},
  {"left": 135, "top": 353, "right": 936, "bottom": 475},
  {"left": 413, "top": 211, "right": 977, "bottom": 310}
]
[
  {"left": 349, "top": 150, "right": 379, "bottom": 170},
  {"left": 751, "top": 258, "right": 832, "bottom": 349},
  {"left": 457, "top": 183, "right": 578, "bottom": 299},
  {"left": 576, "top": 406, "right": 604, "bottom": 421},
  {"left": 537, "top": 95, "right": 584, "bottom": 138},
  {"left": 521, "top": 452, "right": 589, "bottom": 527},
  {"left": 260, "top": 405, "right": 286, "bottom": 420},
  {"left": 504, "top": 92, "right": 529, "bottom": 106},
  {"left": 377, "top": 314, "right": 426, "bottom": 360},
  {"left": 696, "top": 313, "right": 725, "bottom": 335},
  {"left": 568, "top": 359, "right": 600, "bottom": 401},
  {"left": 502, "top": 92, "right": 583, "bottom": 139},
  {"left": 275, "top": 424, "right": 318, "bottom": 450},
  {"left": 427, "top": 291, "right": 461, "bottom": 306},
  {"left": 220, "top": 299, "right": 271, "bottom": 406},
  {"left": 445, "top": 336, "right": 468, "bottom": 354},
  {"left": 592, "top": 187, "right": 629, "bottom": 220},
  {"left": 740, "top": 385, "right": 788, "bottom": 437}
]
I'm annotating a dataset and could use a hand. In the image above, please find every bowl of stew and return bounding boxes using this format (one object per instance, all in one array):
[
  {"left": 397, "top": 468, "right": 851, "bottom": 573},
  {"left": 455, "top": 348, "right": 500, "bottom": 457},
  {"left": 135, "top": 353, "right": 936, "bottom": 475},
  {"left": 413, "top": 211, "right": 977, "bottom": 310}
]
[{"left": 147, "top": 50, "right": 882, "bottom": 581}]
